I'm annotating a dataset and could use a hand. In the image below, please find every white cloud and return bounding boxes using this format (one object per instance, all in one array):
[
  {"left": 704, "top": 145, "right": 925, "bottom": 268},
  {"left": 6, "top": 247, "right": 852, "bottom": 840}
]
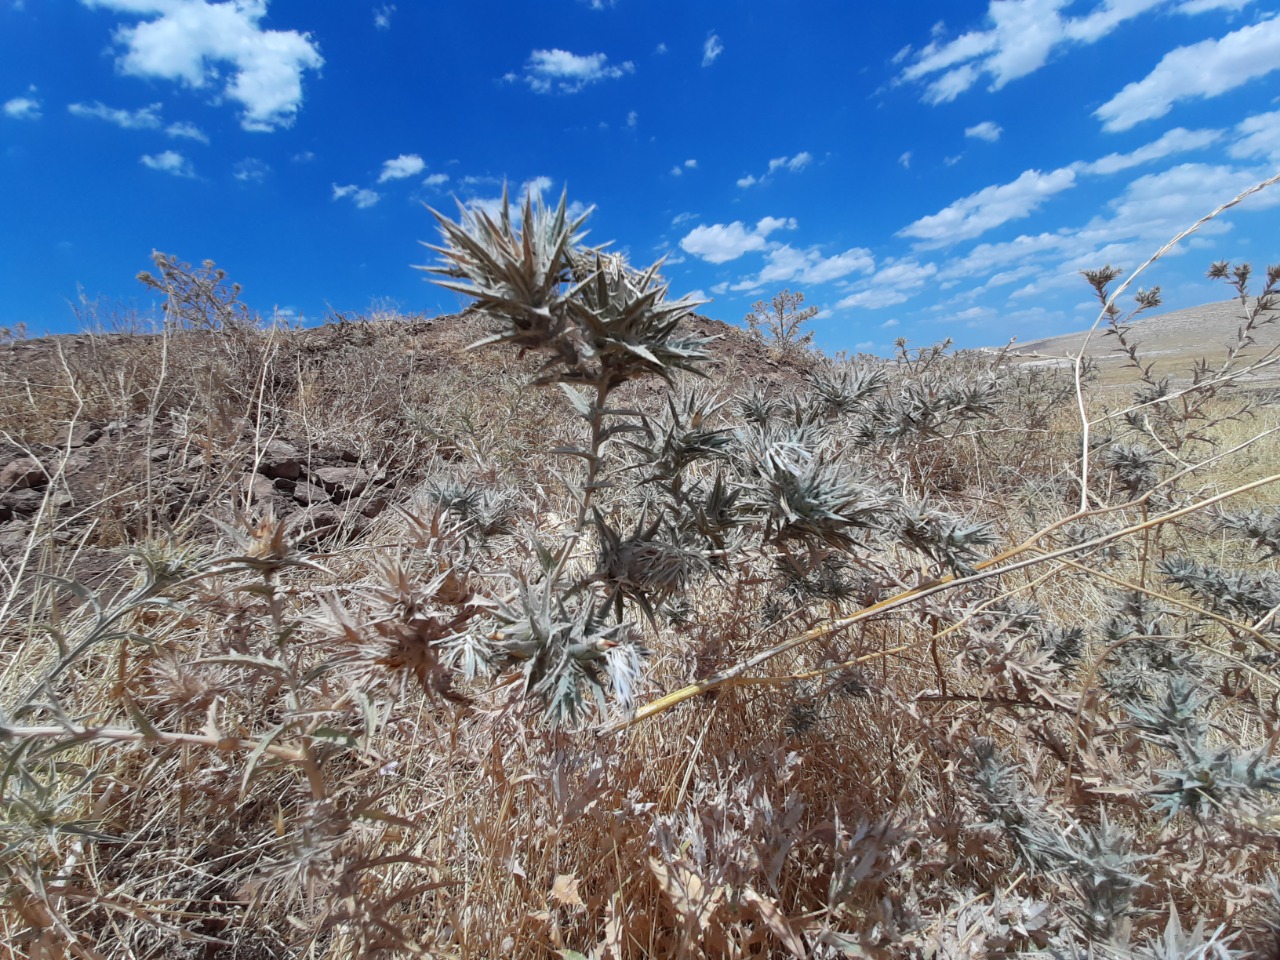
[
  {"left": 373, "top": 4, "right": 394, "bottom": 29},
  {"left": 679, "top": 216, "right": 796, "bottom": 263},
  {"left": 671, "top": 211, "right": 697, "bottom": 226},
  {"left": 3, "top": 95, "right": 41, "bottom": 120},
  {"left": 1230, "top": 109, "right": 1280, "bottom": 162},
  {"left": 836, "top": 259, "right": 937, "bottom": 310},
  {"left": 423, "top": 172, "right": 450, "bottom": 187},
  {"left": 756, "top": 216, "right": 798, "bottom": 235},
  {"left": 333, "top": 183, "right": 380, "bottom": 208},
  {"left": 1095, "top": 16, "right": 1280, "bottom": 131},
  {"left": 82, "top": 0, "right": 323, "bottom": 131},
  {"left": 899, "top": 167, "right": 1077, "bottom": 246},
  {"left": 964, "top": 120, "right": 1002, "bottom": 142},
  {"left": 930, "top": 158, "right": 1279, "bottom": 311},
  {"left": 141, "top": 149, "right": 195, "bottom": 177},
  {"left": 671, "top": 159, "right": 696, "bottom": 176},
  {"left": 899, "top": 0, "right": 1240, "bottom": 105},
  {"left": 233, "top": 157, "right": 270, "bottom": 182},
  {"left": 166, "top": 120, "right": 208, "bottom": 142},
  {"left": 898, "top": 151, "right": 912, "bottom": 169},
  {"left": 378, "top": 153, "right": 425, "bottom": 182},
  {"left": 732, "top": 244, "right": 875, "bottom": 289},
  {"left": 521, "top": 175, "right": 553, "bottom": 198},
  {"left": 292, "top": 150, "right": 315, "bottom": 162},
  {"left": 1080, "top": 126, "right": 1221, "bottom": 174},
  {"left": 768, "top": 152, "right": 811, "bottom": 173},
  {"left": 881, "top": 318, "right": 900, "bottom": 328},
  {"left": 702, "top": 32, "right": 723, "bottom": 66},
  {"left": 738, "top": 151, "right": 813, "bottom": 187},
  {"left": 627, "top": 109, "right": 637, "bottom": 127},
  {"left": 519, "top": 48, "right": 635, "bottom": 93},
  {"left": 839, "top": 290, "right": 908, "bottom": 311},
  {"left": 1177, "top": 0, "right": 1252, "bottom": 11},
  {"left": 68, "top": 100, "right": 162, "bottom": 128}
]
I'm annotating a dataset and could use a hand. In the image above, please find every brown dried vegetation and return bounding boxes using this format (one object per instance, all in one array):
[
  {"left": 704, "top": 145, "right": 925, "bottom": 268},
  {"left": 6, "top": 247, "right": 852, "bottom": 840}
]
[{"left": 2, "top": 199, "right": 1280, "bottom": 958}]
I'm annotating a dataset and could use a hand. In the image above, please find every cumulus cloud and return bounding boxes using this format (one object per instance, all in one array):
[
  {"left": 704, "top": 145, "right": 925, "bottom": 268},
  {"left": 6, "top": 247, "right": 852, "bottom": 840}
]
[
  {"left": 898, "top": 0, "right": 1240, "bottom": 105},
  {"left": 702, "top": 32, "right": 724, "bottom": 66},
  {"left": 898, "top": 151, "right": 912, "bottom": 169},
  {"left": 899, "top": 167, "right": 1077, "bottom": 246},
  {"left": 378, "top": 153, "right": 425, "bottom": 182},
  {"left": 522, "top": 175, "right": 553, "bottom": 198},
  {"left": 964, "top": 120, "right": 1002, "bottom": 142},
  {"left": 731, "top": 244, "right": 875, "bottom": 290},
  {"left": 423, "top": 172, "right": 450, "bottom": 187},
  {"left": 672, "top": 158, "right": 697, "bottom": 176},
  {"left": 679, "top": 216, "right": 797, "bottom": 264},
  {"left": 517, "top": 48, "right": 634, "bottom": 93},
  {"left": 373, "top": 4, "right": 394, "bottom": 29},
  {"left": 3, "top": 94, "right": 41, "bottom": 120},
  {"left": 82, "top": 0, "right": 324, "bottom": 131},
  {"left": 1095, "top": 16, "right": 1280, "bottom": 131},
  {"left": 837, "top": 259, "right": 937, "bottom": 310},
  {"left": 141, "top": 149, "right": 195, "bottom": 177},
  {"left": 333, "top": 183, "right": 380, "bottom": 208},
  {"left": 69, "top": 100, "right": 162, "bottom": 128},
  {"left": 931, "top": 159, "right": 1279, "bottom": 311},
  {"left": 1079, "top": 126, "right": 1221, "bottom": 174}
]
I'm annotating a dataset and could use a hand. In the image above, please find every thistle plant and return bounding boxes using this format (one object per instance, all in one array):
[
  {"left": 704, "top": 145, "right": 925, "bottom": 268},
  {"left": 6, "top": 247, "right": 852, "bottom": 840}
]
[{"left": 419, "top": 188, "right": 714, "bottom": 723}]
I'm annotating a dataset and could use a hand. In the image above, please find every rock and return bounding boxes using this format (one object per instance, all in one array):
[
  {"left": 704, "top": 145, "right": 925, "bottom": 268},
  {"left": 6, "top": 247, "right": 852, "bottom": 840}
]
[
  {"left": 359, "top": 495, "right": 389, "bottom": 519},
  {"left": 0, "top": 457, "right": 47, "bottom": 491},
  {"left": 2, "top": 487, "right": 70, "bottom": 516},
  {"left": 292, "top": 481, "right": 329, "bottom": 506},
  {"left": 313, "top": 466, "right": 373, "bottom": 501},
  {"left": 292, "top": 504, "right": 342, "bottom": 542},
  {"left": 258, "top": 439, "right": 302, "bottom": 480},
  {"left": 247, "top": 475, "right": 276, "bottom": 503},
  {"left": 65, "top": 422, "right": 103, "bottom": 448}
]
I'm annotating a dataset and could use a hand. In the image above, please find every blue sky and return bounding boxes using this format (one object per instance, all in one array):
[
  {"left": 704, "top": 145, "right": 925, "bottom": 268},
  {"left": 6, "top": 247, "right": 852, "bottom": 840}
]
[{"left": 3, "top": 0, "right": 1279, "bottom": 352}]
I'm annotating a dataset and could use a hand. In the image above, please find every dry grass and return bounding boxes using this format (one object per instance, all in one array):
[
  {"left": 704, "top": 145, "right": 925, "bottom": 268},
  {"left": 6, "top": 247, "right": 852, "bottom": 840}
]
[{"left": 2, "top": 248, "right": 1279, "bottom": 959}]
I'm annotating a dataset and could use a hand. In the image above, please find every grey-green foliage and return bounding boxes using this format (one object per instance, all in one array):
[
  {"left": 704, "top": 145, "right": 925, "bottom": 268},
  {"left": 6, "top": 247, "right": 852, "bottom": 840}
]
[
  {"left": 1217, "top": 507, "right": 1280, "bottom": 560},
  {"left": 422, "top": 188, "right": 715, "bottom": 724},
  {"left": 969, "top": 739, "right": 1149, "bottom": 946},
  {"left": 423, "top": 189, "right": 713, "bottom": 388},
  {"left": 420, "top": 189, "right": 1010, "bottom": 724},
  {"left": 1159, "top": 556, "right": 1280, "bottom": 629},
  {"left": 1123, "top": 674, "right": 1280, "bottom": 822}
]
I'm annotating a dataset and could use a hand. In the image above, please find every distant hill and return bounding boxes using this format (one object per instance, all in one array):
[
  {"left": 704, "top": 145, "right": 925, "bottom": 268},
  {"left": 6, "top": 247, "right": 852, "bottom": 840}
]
[{"left": 1007, "top": 298, "right": 1280, "bottom": 386}]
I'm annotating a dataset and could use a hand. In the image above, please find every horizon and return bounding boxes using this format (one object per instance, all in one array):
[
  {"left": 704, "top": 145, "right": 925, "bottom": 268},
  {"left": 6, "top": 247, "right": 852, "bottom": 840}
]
[{"left": 3, "top": 0, "right": 1279, "bottom": 353}]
